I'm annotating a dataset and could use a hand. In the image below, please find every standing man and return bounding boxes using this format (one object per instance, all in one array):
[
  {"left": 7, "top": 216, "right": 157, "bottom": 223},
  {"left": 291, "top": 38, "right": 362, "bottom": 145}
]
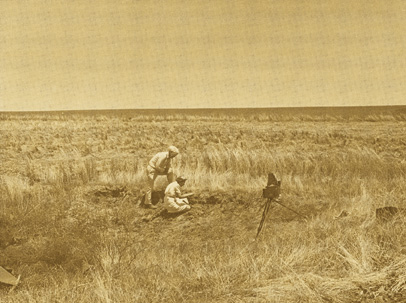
[{"left": 144, "top": 146, "right": 179, "bottom": 209}]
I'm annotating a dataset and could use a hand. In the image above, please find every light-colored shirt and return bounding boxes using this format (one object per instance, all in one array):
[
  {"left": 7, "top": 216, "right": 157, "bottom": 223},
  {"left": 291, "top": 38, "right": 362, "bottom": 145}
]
[
  {"left": 148, "top": 152, "right": 171, "bottom": 172},
  {"left": 165, "top": 181, "right": 182, "bottom": 198}
]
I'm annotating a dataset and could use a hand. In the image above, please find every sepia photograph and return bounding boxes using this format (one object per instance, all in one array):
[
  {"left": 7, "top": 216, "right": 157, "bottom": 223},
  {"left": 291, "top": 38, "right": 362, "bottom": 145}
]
[{"left": 1, "top": 0, "right": 406, "bottom": 302}]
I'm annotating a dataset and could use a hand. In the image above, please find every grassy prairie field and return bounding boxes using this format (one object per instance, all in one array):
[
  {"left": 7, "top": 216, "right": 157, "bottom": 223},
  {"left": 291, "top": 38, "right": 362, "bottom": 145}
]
[{"left": 1, "top": 106, "right": 406, "bottom": 302}]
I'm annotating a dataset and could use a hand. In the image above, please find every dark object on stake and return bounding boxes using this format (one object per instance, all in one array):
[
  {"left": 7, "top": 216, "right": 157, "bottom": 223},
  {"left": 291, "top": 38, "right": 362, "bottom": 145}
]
[
  {"left": 256, "top": 173, "right": 306, "bottom": 240},
  {"left": 256, "top": 173, "right": 281, "bottom": 240}
]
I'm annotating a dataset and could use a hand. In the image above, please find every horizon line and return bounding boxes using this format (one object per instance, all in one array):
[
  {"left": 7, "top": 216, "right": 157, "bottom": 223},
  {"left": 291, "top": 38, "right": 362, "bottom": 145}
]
[{"left": 1, "top": 104, "right": 405, "bottom": 113}]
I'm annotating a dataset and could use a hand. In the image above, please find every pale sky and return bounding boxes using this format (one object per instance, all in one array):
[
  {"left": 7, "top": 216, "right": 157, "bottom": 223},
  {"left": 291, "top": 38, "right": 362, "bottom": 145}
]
[{"left": 1, "top": 0, "right": 405, "bottom": 111}]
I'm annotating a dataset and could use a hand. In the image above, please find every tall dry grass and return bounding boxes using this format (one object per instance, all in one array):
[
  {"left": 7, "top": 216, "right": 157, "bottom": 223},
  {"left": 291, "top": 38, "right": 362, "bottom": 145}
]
[{"left": 1, "top": 110, "right": 406, "bottom": 302}]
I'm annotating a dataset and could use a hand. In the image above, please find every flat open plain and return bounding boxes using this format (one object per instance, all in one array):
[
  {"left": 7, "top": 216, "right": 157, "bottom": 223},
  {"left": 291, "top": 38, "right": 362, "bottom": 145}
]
[{"left": 1, "top": 107, "right": 406, "bottom": 302}]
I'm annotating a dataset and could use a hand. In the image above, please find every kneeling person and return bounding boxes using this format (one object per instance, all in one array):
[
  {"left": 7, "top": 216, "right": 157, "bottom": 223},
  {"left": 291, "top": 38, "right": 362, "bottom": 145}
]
[{"left": 164, "top": 176, "right": 192, "bottom": 213}]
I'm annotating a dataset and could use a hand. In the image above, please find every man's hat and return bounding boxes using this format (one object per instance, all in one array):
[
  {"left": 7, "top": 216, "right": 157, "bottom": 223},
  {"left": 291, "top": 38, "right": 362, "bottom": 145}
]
[
  {"left": 168, "top": 146, "right": 179, "bottom": 155},
  {"left": 176, "top": 176, "right": 187, "bottom": 183}
]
